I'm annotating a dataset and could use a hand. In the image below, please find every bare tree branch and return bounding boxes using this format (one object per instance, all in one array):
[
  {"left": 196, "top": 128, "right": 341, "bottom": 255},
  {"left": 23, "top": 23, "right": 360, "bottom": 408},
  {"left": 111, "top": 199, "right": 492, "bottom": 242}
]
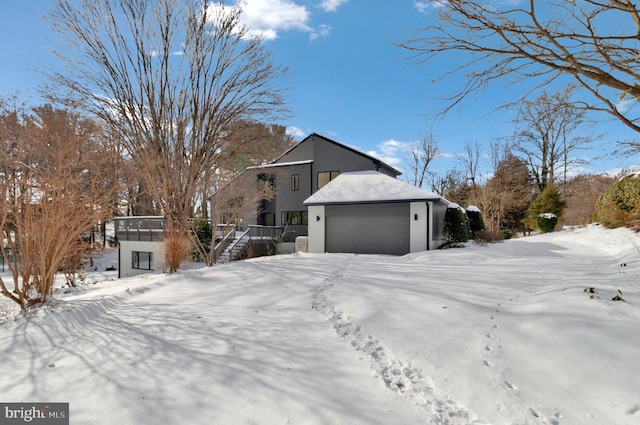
[
  {"left": 45, "top": 0, "right": 289, "bottom": 234},
  {"left": 398, "top": 0, "right": 640, "bottom": 145},
  {"left": 407, "top": 133, "right": 439, "bottom": 188}
]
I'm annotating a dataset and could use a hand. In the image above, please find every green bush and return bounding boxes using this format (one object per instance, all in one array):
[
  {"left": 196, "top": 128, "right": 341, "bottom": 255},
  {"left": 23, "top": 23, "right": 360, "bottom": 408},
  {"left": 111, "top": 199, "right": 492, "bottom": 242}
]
[
  {"left": 595, "top": 173, "right": 640, "bottom": 228},
  {"left": 190, "top": 218, "right": 213, "bottom": 261},
  {"left": 440, "top": 205, "right": 471, "bottom": 249},
  {"left": 466, "top": 205, "right": 485, "bottom": 233},
  {"left": 537, "top": 213, "right": 558, "bottom": 233},
  {"left": 499, "top": 229, "right": 513, "bottom": 240},
  {"left": 526, "top": 185, "right": 565, "bottom": 231}
]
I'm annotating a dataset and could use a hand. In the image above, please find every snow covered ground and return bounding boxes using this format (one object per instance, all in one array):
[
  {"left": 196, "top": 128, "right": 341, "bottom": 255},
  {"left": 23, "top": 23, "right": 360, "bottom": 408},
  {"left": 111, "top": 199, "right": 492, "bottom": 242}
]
[{"left": 0, "top": 224, "right": 639, "bottom": 424}]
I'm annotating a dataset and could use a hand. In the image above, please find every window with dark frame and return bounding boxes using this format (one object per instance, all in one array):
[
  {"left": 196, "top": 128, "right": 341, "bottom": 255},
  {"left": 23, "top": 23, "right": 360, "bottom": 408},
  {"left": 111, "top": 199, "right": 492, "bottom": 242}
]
[
  {"left": 291, "top": 174, "right": 299, "bottom": 191},
  {"left": 281, "top": 211, "right": 308, "bottom": 225},
  {"left": 132, "top": 251, "right": 153, "bottom": 270},
  {"left": 318, "top": 170, "right": 340, "bottom": 189}
]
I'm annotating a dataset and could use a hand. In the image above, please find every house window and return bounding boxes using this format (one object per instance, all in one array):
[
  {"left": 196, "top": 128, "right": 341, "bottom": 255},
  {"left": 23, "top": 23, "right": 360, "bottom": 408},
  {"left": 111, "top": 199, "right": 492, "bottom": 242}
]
[
  {"left": 291, "top": 174, "right": 299, "bottom": 191},
  {"left": 132, "top": 251, "right": 152, "bottom": 270},
  {"left": 318, "top": 171, "right": 340, "bottom": 189},
  {"left": 281, "top": 211, "right": 308, "bottom": 225},
  {"left": 224, "top": 197, "right": 244, "bottom": 208}
]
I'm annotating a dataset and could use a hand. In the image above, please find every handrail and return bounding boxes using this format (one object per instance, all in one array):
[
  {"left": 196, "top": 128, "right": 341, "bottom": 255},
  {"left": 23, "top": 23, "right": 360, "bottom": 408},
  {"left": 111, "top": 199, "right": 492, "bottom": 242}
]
[
  {"left": 247, "top": 225, "right": 284, "bottom": 239},
  {"left": 225, "top": 228, "right": 251, "bottom": 261},
  {"left": 211, "top": 225, "right": 237, "bottom": 263}
]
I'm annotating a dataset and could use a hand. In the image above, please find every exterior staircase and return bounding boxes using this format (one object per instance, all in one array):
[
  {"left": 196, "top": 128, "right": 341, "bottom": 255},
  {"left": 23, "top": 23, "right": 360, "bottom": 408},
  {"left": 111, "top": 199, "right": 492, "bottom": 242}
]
[{"left": 216, "top": 230, "right": 251, "bottom": 263}]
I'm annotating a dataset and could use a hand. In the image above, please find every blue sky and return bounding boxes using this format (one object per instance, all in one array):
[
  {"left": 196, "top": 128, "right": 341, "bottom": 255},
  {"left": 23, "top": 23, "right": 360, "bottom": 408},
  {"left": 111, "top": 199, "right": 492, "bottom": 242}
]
[{"left": 1, "top": 0, "right": 639, "bottom": 182}]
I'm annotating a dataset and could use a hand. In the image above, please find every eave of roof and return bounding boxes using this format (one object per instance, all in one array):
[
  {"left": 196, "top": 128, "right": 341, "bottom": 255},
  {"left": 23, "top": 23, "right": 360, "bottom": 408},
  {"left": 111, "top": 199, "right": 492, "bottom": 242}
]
[
  {"left": 273, "top": 133, "right": 402, "bottom": 176},
  {"left": 246, "top": 160, "right": 313, "bottom": 170}
]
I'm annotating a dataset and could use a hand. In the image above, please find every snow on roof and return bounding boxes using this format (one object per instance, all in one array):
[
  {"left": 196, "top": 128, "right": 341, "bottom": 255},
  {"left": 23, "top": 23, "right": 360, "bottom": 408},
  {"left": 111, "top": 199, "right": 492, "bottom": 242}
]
[
  {"left": 539, "top": 213, "right": 557, "bottom": 218},
  {"left": 303, "top": 171, "right": 442, "bottom": 205}
]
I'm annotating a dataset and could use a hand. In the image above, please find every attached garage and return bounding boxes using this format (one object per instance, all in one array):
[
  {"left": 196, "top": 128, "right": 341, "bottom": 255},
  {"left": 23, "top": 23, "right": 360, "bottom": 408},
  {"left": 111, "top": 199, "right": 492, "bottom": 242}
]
[
  {"left": 304, "top": 171, "right": 449, "bottom": 255},
  {"left": 325, "top": 203, "right": 409, "bottom": 255}
]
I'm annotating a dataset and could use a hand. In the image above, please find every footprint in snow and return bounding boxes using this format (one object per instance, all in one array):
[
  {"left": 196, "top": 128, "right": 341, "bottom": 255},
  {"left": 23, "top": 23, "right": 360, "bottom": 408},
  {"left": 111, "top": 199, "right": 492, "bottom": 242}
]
[
  {"left": 504, "top": 380, "right": 518, "bottom": 390},
  {"left": 627, "top": 404, "right": 640, "bottom": 415}
]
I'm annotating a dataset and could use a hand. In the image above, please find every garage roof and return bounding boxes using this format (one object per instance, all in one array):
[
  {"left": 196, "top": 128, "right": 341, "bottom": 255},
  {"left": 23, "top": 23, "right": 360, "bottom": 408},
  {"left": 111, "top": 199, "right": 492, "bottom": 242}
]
[{"left": 304, "top": 171, "right": 444, "bottom": 206}]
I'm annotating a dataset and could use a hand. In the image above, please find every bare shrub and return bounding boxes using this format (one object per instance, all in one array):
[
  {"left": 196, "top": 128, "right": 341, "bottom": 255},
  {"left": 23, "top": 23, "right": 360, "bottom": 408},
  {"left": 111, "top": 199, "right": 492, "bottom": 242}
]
[
  {"left": 472, "top": 230, "right": 503, "bottom": 246},
  {"left": 0, "top": 101, "right": 117, "bottom": 308},
  {"left": 164, "top": 230, "right": 191, "bottom": 273}
]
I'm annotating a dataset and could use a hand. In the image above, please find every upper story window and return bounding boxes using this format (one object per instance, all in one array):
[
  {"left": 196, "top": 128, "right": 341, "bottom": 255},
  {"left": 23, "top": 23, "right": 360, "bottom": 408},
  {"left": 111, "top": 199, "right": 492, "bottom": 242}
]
[
  {"left": 291, "top": 174, "right": 299, "bottom": 191},
  {"left": 318, "top": 171, "right": 339, "bottom": 189}
]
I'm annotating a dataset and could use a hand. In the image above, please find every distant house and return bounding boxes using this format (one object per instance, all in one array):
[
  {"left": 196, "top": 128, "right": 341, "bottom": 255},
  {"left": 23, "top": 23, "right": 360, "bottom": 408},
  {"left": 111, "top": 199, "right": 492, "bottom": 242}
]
[
  {"left": 304, "top": 171, "right": 449, "bottom": 255},
  {"left": 211, "top": 133, "right": 401, "bottom": 248}
]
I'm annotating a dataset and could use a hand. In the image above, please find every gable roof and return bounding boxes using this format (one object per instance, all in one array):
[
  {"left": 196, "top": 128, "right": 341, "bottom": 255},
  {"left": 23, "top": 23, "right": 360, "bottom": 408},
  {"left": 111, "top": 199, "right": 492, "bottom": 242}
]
[
  {"left": 273, "top": 133, "right": 402, "bottom": 177},
  {"left": 303, "top": 171, "right": 444, "bottom": 206}
]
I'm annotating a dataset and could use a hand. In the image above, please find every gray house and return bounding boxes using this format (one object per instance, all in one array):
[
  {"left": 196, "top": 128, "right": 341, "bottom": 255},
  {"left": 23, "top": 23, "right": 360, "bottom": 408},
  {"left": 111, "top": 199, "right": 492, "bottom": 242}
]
[
  {"left": 212, "top": 133, "right": 401, "bottom": 244},
  {"left": 304, "top": 171, "right": 449, "bottom": 255}
]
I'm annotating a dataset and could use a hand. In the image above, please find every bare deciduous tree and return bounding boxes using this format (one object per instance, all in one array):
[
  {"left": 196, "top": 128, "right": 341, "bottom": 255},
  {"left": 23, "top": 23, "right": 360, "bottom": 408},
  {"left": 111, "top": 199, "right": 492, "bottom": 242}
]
[
  {"left": 514, "top": 88, "right": 594, "bottom": 191},
  {"left": 458, "top": 140, "right": 482, "bottom": 205},
  {"left": 407, "top": 133, "right": 439, "bottom": 188},
  {"left": 399, "top": 0, "right": 640, "bottom": 150},
  {"left": 0, "top": 101, "right": 117, "bottom": 308},
  {"left": 196, "top": 121, "right": 295, "bottom": 219},
  {"left": 46, "top": 0, "right": 288, "bottom": 243}
]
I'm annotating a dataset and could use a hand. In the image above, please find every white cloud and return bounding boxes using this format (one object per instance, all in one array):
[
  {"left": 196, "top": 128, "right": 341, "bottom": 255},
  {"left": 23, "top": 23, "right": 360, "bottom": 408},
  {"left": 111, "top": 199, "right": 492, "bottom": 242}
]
[
  {"left": 209, "top": 0, "right": 311, "bottom": 41},
  {"left": 310, "top": 24, "right": 332, "bottom": 41},
  {"left": 367, "top": 139, "right": 415, "bottom": 166},
  {"left": 318, "top": 0, "right": 349, "bottom": 12},
  {"left": 414, "top": 0, "right": 446, "bottom": 13},
  {"left": 286, "top": 126, "right": 306, "bottom": 139}
]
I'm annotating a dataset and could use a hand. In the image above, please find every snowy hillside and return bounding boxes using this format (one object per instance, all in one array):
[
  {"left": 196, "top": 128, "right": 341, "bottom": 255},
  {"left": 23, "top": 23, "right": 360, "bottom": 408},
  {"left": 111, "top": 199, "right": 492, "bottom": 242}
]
[{"left": 1, "top": 224, "right": 639, "bottom": 425}]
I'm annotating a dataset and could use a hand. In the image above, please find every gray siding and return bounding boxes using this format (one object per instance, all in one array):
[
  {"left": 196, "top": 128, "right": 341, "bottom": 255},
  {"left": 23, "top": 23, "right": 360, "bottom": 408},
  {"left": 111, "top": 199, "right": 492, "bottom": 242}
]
[
  {"left": 273, "top": 163, "right": 312, "bottom": 241},
  {"left": 275, "top": 134, "right": 400, "bottom": 194},
  {"left": 213, "top": 133, "right": 403, "bottom": 237},
  {"left": 310, "top": 139, "right": 395, "bottom": 192},
  {"left": 325, "top": 203, "right": 410, "bottom": 255}
]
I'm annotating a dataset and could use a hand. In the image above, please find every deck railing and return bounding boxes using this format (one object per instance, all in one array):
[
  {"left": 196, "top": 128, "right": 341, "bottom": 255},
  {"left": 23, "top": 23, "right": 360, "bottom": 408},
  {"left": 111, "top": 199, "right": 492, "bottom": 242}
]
[
  {"left": 247, "top": 225, "right": 284, "bottom": 240},
  {"left": 114, "top": 216, "right": 166, "bottom": 242}
]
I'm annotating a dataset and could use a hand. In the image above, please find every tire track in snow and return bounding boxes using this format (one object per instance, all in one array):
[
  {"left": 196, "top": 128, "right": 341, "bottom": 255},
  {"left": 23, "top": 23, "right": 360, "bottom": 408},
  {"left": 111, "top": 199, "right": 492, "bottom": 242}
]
[{"left": 311, "top": 255, "right": 486, "bottom": 425}]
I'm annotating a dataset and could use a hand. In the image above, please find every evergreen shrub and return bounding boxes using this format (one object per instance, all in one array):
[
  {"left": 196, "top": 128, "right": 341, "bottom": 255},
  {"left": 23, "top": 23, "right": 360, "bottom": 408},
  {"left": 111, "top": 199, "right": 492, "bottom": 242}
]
[
  {"left": 190, "top": 218, "right": 213, "bottom": 261},
  {"left": 595, "top": 173, "right": 640, "bottom": 229},
  {"left": 466, "top": 205, "right": 485, "bottom": 233},
  {"left": 537, "top": 213, "right": 558, "bottom": 233},
  {"left": 440, "top": 205, "right": 471, "bottom": 249},
  {"left": 526, "top": 185, "right": 565, "bottom": 231}
]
